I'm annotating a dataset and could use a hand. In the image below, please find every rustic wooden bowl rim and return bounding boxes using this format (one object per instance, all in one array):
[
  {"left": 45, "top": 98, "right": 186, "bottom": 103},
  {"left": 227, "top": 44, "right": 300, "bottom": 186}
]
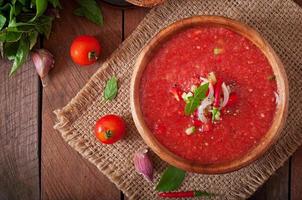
[{"left": 130, "top": 16, "right": 289, "bottom": 174}]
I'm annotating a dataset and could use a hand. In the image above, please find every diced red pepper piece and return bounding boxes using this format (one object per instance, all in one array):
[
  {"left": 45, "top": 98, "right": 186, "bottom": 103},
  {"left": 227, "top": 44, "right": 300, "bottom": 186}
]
[
  {"left": 213, "top": 79, "right": 223, "bottom": 108},
  {"left": 226, "top": 92, "right": 238, "bottom": 107},
  {"left": 192, "top": 117, "right": 203, "bottom": 127}
]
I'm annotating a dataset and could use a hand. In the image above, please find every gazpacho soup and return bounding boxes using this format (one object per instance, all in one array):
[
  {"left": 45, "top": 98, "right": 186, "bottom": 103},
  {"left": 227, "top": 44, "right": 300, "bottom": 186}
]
[{"left": 139, "top": 26, "right": 278, "bottom": 164}]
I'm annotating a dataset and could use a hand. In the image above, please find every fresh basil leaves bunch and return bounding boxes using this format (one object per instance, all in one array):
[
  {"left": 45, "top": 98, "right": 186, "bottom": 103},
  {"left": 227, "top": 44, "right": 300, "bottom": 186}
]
[
  {"left": 0, "top": 0, "right": 103, "bottom": 76},
  {"left": 0, "top": 0, "right": 60, "bottom": 75}
]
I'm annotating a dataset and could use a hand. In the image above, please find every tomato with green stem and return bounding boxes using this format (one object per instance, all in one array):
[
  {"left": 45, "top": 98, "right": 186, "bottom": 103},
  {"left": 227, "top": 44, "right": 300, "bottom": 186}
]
[
  {"left": 94, "top": 114, "right": 126, "bottom": 144},
  {"left": 70, "top": 35, "right": 101, "bottom": 66}
]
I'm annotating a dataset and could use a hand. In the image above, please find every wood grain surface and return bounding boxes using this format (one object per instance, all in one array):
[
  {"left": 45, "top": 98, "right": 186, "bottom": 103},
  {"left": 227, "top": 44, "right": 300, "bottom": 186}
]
[
  {"left": 0, "top": 60, "right": 40, "bottom": 200},
  {"left": 0, "top": 0, "right": 301, "bottom": 199},
  {"left": 41, "top": 1, "right": 122, "bottom": 200}
]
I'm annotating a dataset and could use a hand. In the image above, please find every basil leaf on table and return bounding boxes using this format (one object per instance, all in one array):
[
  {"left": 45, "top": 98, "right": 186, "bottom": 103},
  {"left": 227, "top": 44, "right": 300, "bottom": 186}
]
[
  {"left": 104, "top": 76, "right": 118, "bottom": 101},
  {"left": 0, "top": 31, "right": 23, "bottom": 42},
  {"left": 74, "top": 0, "right": 103, "bottom": 26},
  {"left": 156, "top": 166, "right": 186, "bottom": 192},
  {"left": 185, "top": 83, "right": 209, "bottom": 115},
  {"left": 9, "top": 36, "right": 29, "bottom": 75}
]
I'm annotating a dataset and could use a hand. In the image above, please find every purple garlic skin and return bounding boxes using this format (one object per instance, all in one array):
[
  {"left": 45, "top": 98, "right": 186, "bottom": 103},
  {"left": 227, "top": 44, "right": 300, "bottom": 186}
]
[
  {"left": 31, "top": 49, "right": 55, "bottom": 87},
  {"left": 133, "top": 149, "right": 154, "bottom": 182}
]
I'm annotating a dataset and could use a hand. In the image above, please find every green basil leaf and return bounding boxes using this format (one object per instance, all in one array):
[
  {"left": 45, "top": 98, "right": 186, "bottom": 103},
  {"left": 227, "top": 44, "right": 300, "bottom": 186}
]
[
  {"left": 0, "top": 15, "right": 6, "bottom": 30},
  {"left": 47, "top": 0, "right": 61, "bottom": 8},
  {"left": 9, "top": 4, "right": 15, "bottom": 22},
  {"left": 74, "top": 0, "right": 103, "bottom": 26},
  {"left": 4, "top": 42, "right": 19, "bottom": 60},
  {"left": 18, "top": 0, "right": 27, "bottom": 6},
  {"left": 156, "top": 166, "right": 186, "bottom": 192},
  {"left": 73, "top": 8, "right": 84, "bottom": 16},
  {"left": 104, "top": 76, "right": 118, "bottom": 100},
  {"left": 34, "top": 15, "right": 53, "bottom": 38},
  {"left": 28, "top": 31, "right": 38, "bottom": 49},
  {"left": 0, "top": 31, "right": 23, "bottom": 42},
  {"left": 14, "top": 1, "right": 23, "bottom": 16},
  {"left": 0, "top": 3, "right": 11, "bottom": 12},
  {"left": 31, "top": 0, "right": 47, "bottom": 21},
  {"left": 184, "top": 83, "right": 209, "bottom": 115},
  {"left": 9, "top": 36, "right": 29, "bottom": 75}
]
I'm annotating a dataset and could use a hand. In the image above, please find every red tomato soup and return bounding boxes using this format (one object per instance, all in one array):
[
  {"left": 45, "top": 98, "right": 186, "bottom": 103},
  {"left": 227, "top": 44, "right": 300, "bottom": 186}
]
[{"left": 139, "top": 26, "right": 278, "bottom": 164}]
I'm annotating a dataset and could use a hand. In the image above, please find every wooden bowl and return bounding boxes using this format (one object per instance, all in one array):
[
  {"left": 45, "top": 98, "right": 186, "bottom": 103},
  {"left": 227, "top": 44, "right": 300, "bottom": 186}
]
[
  {"left": 126, "top": 0, "right": 165, "bottom": 7},
  {"left": 130, "top": 16, "right": 288, "bottom": 174}
]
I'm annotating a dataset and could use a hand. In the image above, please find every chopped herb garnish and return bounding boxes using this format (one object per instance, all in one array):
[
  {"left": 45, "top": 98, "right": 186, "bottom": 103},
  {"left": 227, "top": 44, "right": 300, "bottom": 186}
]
[
  {"left": 184, "top": 83, "right": 209, "bottom": 115},
  {"left": 211, "top": 108, "right": 221, "bottom": 121},
  {"left": 181, "top": 92, "right": 193, "bottom": 103},
  {"left": 213, "top": 47, "right": 222, "bottom": 55},
  {"left": 185, "top": 126, "right": 196, "bottom": 135}
]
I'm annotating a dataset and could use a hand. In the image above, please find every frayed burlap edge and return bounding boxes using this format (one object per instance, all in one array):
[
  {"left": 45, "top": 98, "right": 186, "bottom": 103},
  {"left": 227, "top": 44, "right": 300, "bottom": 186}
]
[{"left": 54, "top": 0, "right": 302, "bottom": 199}]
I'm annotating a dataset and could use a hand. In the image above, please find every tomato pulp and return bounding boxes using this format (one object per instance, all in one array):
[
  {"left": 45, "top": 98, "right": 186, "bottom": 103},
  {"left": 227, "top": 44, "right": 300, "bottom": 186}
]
[{"left": 139, "top": 26, "right": 277, "bottom": 164}]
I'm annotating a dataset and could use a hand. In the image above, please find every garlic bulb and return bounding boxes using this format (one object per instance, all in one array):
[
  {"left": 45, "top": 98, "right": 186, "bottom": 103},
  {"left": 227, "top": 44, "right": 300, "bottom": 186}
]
[
  {"left": 31, "top": 49, "right": 54, "bottom": 87},
  {"left": 133, "top": 148, "right": 154, "bottom": 182}
]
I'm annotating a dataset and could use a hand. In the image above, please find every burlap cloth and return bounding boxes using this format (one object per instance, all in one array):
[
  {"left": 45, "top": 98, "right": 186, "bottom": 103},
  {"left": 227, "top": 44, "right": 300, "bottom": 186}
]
[{"left": 54, "top": 0, "right": 302, "bottom": 199}]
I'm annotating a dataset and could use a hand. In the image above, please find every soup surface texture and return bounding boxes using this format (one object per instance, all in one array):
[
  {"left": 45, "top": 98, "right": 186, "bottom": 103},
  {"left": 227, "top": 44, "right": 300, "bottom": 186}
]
[{"left": 140, "top": 26, "right": 277, "bottom": 164}]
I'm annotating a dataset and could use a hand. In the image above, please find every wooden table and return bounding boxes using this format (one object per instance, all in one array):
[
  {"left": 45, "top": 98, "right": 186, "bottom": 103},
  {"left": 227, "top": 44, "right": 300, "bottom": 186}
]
[{"left": 1, "top": 1, "right": 301, "bottom": 199}]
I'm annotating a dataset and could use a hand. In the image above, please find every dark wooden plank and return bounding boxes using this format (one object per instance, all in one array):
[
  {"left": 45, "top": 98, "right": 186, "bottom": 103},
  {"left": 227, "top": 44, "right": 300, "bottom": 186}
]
[
  {"left": 295, "top": 0, "right": 302, "bottom": 6},
  {"left": 124, "top": 7, "right": 149, "bottom": 38},
  {"left": 291, "top": 147, "right": 302, "bottom": 200},
  {"left": 249, "top": 160, "right": 290, "bottom": 200},
  {"left": 290, "top": 2, "right": 301, "bottom": 200},
  {"left": 41, "top": 1, "right": 123, "bottom": 199},
  {"left": 0, "top": 60, "right": 40, "bottom": 200}
]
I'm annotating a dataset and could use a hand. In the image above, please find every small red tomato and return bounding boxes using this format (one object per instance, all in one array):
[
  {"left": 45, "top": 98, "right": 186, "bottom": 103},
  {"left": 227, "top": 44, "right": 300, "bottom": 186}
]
[
  {"left": 94, "top": 115, "right": 126, "bottom": 144},
  {"left": 70, "top": 35, "right": 101, "bottom": 66}
]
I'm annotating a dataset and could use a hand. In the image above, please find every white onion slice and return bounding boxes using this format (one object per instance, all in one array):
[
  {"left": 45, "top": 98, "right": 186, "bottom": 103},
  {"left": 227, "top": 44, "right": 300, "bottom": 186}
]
[
  {"left": 221, "top": 82, "right": 230, "bottom": 108},
  {"left": 197, "top": 83, "right": 214, "bottom": 123},
  {"left": 200, "top": 77, "right": 209, "bottom": 84},
  {"left": 274, "top": 92, "right": 280, "bottom": 106}
]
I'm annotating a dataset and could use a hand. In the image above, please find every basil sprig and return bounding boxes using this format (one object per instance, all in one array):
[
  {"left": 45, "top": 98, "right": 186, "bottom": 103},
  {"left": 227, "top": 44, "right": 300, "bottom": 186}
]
[
  {"left": 0, "top": 0, "right": 103, "bottom": 76},
  {"left": 184, "top": 83, "right": 209, "bottom": 115}
]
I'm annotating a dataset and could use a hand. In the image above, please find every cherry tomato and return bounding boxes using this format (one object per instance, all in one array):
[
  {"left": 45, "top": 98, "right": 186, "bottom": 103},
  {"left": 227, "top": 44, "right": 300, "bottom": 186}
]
[
  {"left": 70, "top": 35, "right": 101, "bottom": 66},
  {"left": 94, "top": 115, "right": 126, "bottom": 144}
]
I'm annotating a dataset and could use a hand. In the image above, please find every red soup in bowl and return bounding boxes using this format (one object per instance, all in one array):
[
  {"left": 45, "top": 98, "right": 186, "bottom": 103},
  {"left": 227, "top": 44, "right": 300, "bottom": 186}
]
[{"left": 131, "top": 16, "right": 288, "bottom": 173}]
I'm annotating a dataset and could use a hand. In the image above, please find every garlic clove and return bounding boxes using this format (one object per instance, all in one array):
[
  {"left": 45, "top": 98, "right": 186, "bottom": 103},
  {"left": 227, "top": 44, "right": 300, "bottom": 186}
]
[
  {"left": 31, "top": 49, "right": 55, "bottom": 87},
  {"left": 133, "top": 148, "right": 154, "bottom": 182}
]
